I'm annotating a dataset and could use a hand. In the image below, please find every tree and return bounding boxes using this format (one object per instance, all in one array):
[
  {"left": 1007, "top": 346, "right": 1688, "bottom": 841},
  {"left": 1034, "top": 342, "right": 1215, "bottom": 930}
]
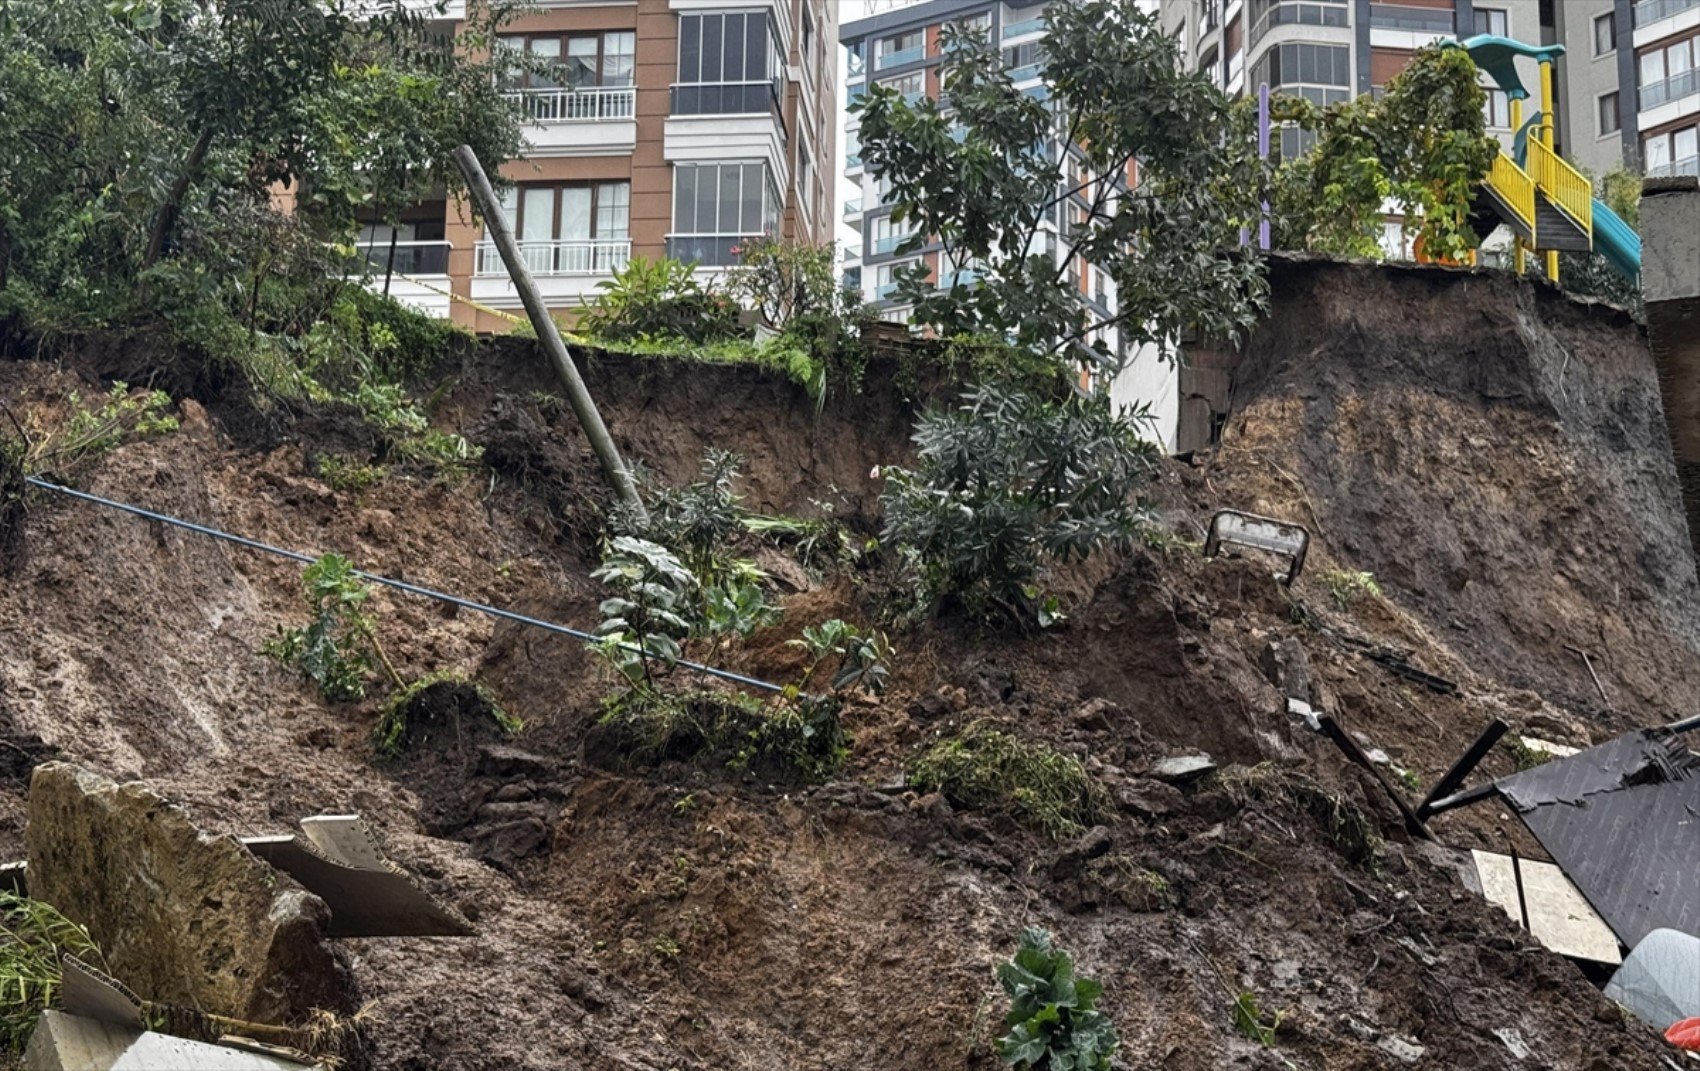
[
  {"left": 0, "top": 0, "right": 525, "bottom": 345},
  {"left": 852, "top": 0, "right": 1266, "bottom": 374}
]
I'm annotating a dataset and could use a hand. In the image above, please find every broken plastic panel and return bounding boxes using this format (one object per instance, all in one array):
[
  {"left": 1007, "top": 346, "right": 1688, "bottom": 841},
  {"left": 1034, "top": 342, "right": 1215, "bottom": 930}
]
[
  {"left": 1467, "top": 850, "right": 1621, "bottom": 965},
  {"left": 1604, "top": 928, "right": 1700, "bottom": 1033},
  {"left": 1203, "top": 510, "right": 1310, "bottom": 584}
]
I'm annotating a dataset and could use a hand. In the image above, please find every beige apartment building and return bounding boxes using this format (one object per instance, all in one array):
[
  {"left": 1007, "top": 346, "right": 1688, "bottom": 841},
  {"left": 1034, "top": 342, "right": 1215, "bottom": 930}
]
[{"left": 363, "top": 0, "right": 836, "bottom": 332}]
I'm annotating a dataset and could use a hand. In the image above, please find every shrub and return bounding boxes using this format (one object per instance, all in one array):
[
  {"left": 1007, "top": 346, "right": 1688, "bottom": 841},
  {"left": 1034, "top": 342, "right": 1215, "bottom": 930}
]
[
  {"left": 578, "top": 257, "right": 741, "bottom": 344},
  {"left": 373, "top": 671, "right": 521, "bottom": 756},
  {"left": 596, "top": 687, "right": 846, "bottom": 781},
  {"left": 264, "top": 553, "right": 400, "bottom": 702},
  {"left": 723, "top": 236, "right": 847, "bottom": 328},
  {"left": 592, "top": 536, "right": 700, "bottom": 688},
  {"left": 789, "top": 618, "right": 893, "bottom": 696},
  {"left": 1319, "top": 568, "right": 1381, "bottom": 610},
  {"left": 908, "top": 721, "right": 1109, "bottom": 839},
  {"left": 881, "top": 384, "right": 1157, "bottom": 623},
  {"left": 994, "top": 928, "right": 1118, "bottom": 1071}
]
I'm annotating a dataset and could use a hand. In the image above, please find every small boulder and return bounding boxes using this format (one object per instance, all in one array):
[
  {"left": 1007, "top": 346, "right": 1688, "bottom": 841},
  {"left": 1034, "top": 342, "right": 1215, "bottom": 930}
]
[
  {"left": 1150, "top": 753, "right": 1216, "bottom": 785},
  {"left": 1260, "top": 638, "right": 1313, "bottom": 703},
  {"left": 1050, "top": 826, "right": 1113, "bottom": 880},
  {"left": 1114, "top": 779, "right": 1185, "bottom": 820},
  {"left": 25, "top": 762, "right": 343, "bottom": 1025}
]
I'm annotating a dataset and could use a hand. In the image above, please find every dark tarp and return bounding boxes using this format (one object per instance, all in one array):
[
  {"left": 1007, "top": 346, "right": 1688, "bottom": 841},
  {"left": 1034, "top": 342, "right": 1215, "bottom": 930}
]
[{"left": 1494, "top": 730, "right": 1700, "bottom": 950}]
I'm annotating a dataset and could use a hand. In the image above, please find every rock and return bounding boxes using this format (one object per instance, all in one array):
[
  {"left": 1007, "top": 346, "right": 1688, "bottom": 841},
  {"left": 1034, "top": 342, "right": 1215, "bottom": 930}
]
[
  {"left": 911, "top": 792, "right": 953, "bottom": 823},
  {"left": 476, "top": 745, "right": 558, "bottom": 781},
  {"left": 1113, "top": 779, "right": 1184, "bottom": 820},
  {"left": 1375, "top": 1035, "right": 1426, "bottom": 1063},
  {"left": 474, "top": 818, "right": 550, "bottom": 874},
  {"left": 754, "top": 546, "right": 813, "bottom": 593},
  {"left": 25, "top": 762, "right": 343, "bottom": 1024},
  {"left": 1260, "top": 638, "right": 1313, "bottom": 703},
  {"left": 490, "top": 781, "right": 537, "bottom": 803},
  {"left": 1073, "top": 698, "right": 1121, "bottom": 733},
  {"left": 1150, "top": 753, "right": 1216, "bottom": 784},
  {"left": 1494, "top": 1027, "right": 1530, "bottom": 1061},
  {"left": 1050, "top": 826, "right": 1113, "bottom": 880}
]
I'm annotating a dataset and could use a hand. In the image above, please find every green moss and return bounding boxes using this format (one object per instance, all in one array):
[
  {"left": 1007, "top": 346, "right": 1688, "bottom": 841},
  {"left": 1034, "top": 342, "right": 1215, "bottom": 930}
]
[
  {"left": 313, "top": 454, "right": 386, "bottom": 493},
  {"left": 908, "top": 721, "right": 1110, "bottom": 839},
  {"left": 597, "top": 688, "right": 846, "bottom": 782}
]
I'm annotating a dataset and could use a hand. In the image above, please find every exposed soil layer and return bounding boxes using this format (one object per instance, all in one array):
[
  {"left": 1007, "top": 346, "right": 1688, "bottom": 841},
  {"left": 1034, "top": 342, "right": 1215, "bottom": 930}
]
[{"left": 0, "top": 259, "right": 1690, "bottom": 1069}]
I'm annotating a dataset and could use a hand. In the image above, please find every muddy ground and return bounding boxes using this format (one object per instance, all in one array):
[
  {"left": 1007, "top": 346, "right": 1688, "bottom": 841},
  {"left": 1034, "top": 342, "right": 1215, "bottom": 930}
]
[{"left": 0, "top": 258, "right": 1691, "bottom": 1069}]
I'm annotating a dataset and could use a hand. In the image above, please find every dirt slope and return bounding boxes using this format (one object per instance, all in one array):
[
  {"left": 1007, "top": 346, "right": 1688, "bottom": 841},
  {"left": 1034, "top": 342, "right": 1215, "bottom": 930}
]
[{"left": 0, "top": 260, "right": 1690, "bottom": 1070}]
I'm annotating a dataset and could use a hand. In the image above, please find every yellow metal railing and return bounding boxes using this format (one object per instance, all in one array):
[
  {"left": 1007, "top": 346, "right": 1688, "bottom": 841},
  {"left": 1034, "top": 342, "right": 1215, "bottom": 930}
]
[
  {"left": 1527, "top": 138, "right": 1594, "bottom": 238},
  {"left": 1486, "top": 151, "right": 1537, "bottom": 239}
]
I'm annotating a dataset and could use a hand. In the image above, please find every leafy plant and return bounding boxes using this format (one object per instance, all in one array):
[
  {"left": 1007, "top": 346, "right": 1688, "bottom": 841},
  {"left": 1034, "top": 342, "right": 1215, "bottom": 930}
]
[
  {"left": 881, "top": 384, "right": 1157, "bottom": 623},
  {"left": 0, "top": 892, "right": 109, "bottom": 1052},
  {"left": 314, "top": 454, "right": 386, "bottom": 493},
  {"left": 723, "top": 237, "right": 843, "bottom": 328},
  {"left": 1319, "top": 568, "right": 1382, "bottom": 610},
  {"left": 789, "top": 619, "right": 893, "bottom": 696},
  {"left": 18, "top": 383, "right": 180, "bottom": 476},
  {"left": 1231, "top": 990, "right": 1284, "bottom": 1048},
  {"left": 578, "top": 257, "right": 741, "bottom": 344},
  {"left": 597, "top": 687, "right": 847, "bottom": 781},
  {"left": 854, "top": 0, "right": 1266, "bottom": 374},
  {"left": 264, "top": 552, "right": 400, "bottom": 702},
  {"left": 994, "top": 928, "right": 1118, "bottom": 1070},
  {"left": 592, "top": 536, "right": 700, "bottom": 687},
  {"left": 909, "top": 721, "right": 1109, "bottom": 839}
]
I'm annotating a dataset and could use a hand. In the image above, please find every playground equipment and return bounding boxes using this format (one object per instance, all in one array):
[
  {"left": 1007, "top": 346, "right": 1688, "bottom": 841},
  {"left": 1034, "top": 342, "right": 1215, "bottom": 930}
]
[{"left": 1454, "top": 35, "right": 1641, "bottom": 283}]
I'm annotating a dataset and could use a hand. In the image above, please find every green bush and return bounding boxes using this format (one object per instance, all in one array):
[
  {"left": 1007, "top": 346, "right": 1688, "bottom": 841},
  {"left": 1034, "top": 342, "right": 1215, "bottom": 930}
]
[
  {"left": 373, "top": 671, "right": 521, "bottom": 756},
  {"left": 578, "top": 257, "right": 741, "bottom": 344},
  {"left": 881, "top": 384, "right": 1156, "bottom": 623},
  {"left": 597, "top": 688, "right": 846, "bottom": 781},
  {"left": 994, "top": 928, "right": 1118, "bottom": 1070},
  {"left": 908, "top": 721, "right": 1109, "bottom": 839},
  {"left": 789, "top": 618, "right": 893, "bottom": 696}
]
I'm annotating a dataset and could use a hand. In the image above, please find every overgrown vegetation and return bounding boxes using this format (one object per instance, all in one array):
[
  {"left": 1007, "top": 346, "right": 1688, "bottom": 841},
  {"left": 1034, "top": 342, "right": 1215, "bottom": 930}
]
[
  {"left": 373, "top": 671, "right": 521, "bottom": 756},
  {"left": 1219, "top": 763, "right": 1382, "bottom": 865},
  {"left": 1320, "top": 569, "right": 1382, "bottom": 610},
  {"left": 264, "top": 552, "right": 400, "bottom": 703},
  {"left": 579, "top": 258, "right": 742, "bottom": 345},
  {"left": 596, "top": 688, "right": 847, "bottom": 782},
  {"left": 993, "top": 928, "right": 1118, "bottom": 1070},
  {"left": 854, "top": 0, "right": 1266, "bottom": 374},
  {"left": 0, "top": 892, "right": 108, "bottom": 1052},
  {"left": 881, "top": 384, "right": 1157, "bottom": 625},
  {"left": 1271, "top": 45, "right": 1499, "bottom": 261},
  {"left": 908, "top": 721, "right": 1109, "bottom": 839}
]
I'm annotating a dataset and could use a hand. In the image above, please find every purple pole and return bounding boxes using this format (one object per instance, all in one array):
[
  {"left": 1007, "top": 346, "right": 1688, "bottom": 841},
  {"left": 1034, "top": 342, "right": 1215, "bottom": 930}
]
[{"left": 1258, "top": 82, "right": 1271, "bottom": 251}]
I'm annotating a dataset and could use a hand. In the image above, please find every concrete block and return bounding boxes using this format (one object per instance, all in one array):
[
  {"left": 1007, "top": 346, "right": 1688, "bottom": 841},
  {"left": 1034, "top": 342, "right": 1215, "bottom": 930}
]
[{"left": 23, "top": 1011, "right": 321, "bottom": 1070}]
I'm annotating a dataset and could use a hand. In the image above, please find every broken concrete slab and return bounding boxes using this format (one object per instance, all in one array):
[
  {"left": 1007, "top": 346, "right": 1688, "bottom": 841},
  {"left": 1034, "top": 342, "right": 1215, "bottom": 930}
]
[
  {"left": 1519, "top": 735, "right": 1580, "bottom": 759},
  {"left": 242, "top": 816, "right": 472, "bottom": 939},
  {"left": 1467, "top": 849, "right": 1622, "bottom": 965},
  {"left": 1150, "top": 754, "right": 1216, "bottom": 784},
  {"left": 25, "top": 763, "right": 343, "bottom": 1024},
  {"left": 60, "top": 956, "right": 145, "bottom": 1030},
  {"left": 23, "top": 1011, "right": 322, "bottom": 1071}
]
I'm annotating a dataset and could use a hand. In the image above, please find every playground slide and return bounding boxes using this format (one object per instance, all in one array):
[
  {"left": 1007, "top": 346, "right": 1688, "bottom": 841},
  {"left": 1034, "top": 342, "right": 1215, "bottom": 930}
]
[{"left": 1592, "top": 197, "right": 1641, "bottom": 281}]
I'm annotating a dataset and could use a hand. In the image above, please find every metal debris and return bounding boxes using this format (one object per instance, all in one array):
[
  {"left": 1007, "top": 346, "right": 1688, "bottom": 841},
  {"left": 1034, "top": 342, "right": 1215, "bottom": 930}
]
[{"left": 1203, "top": 510, "right": 1310, "bottom": 584}]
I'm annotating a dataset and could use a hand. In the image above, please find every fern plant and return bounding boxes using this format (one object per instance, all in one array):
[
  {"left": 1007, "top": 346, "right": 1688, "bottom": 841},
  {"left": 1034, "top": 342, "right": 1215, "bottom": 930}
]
[{"left": 995, "top": 928, "right": 1118, "bottom": 1070}]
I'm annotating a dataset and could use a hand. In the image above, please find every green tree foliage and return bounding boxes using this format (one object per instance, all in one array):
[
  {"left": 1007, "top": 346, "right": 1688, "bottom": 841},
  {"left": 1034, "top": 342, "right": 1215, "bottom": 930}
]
[
  {"left": 881, "top": 384, "right": 1156, "bottom": 623},
  {"left": 852, "top": 0, "right": 1265, "bottom": 373},
  {"left": 994, "top": 928, "right": 1118, "bottom": 1069},
  {"left": 1273, "top": 46, "right": 1498, "bottom": 261},
  {"left": 0, "top": 0, "right": 524, "bottom": 350},
  {"left": 578, "top": 257, "right": 742, "bottom": 344}
]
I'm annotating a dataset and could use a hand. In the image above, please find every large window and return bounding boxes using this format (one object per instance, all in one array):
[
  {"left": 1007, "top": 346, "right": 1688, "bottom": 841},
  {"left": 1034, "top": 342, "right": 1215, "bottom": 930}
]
[
  {"left": 1642, "top": 37, "right": 1699, "bottom": 109},
  {"left": 1254, "top": 43, "right": 1350, "bottom": 91},
  {"left": 875, "top": 29, "right": 924, "bottom": 69},
  {"left": 1247, "top": 0, "right": 1348, "bottom": 43},
  {"left": 674, "top": 12, "right": 781, "bottom": 115},
  {"left": 499, "top": 32, "right": 636, "bottom": 120},
  {"left": 1485, "top": 88, "right": 1511, "bottom": 129},
  {"left": 669, "top": 162, "right": 781, "bottom": 266},
  {"left": 481, "top": 183, "right": 630, "bottom": 275},
  {"left": 1645, "top": 124, "right": 1700, "bottom": 175},
  {"left": 880, "top": 70, "right": 925, "bottom": 100}
]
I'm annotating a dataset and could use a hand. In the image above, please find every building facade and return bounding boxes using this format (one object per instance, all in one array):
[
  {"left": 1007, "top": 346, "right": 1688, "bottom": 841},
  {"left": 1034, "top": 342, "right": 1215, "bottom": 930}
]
[
  {"left": 1633, "top": 0, "right": 1700, "bottom": 177},
  {"left": 840, "top": 0, "right": 1183, "bottom": 445},
  {"left": 365, "top": 0, "right": 836, "bottom": 331}
]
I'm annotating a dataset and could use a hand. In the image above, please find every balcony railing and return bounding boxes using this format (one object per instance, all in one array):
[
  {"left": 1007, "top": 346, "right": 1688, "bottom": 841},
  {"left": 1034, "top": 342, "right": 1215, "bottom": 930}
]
[
  {"left": 1649, "top": 154, "right": 1700, "bottom": 177},
  {"left": 475, "top": 239, "right": 630, "bottom": 277},
  {"left": 1002, "top": 16, "right": 1046, "bottom": 38},
  {"left": 1642, "top": 68, "right": 1700, "bottom": 110},
  {"left": 1250, "top": 1, "right": 1349, "bottom": 45},
  {"left": 1368, "top": 3, "right": 1454, "bottom": 32},
  {"left": 937, "top": 268, "right": 979, "bottom": 289},
  {"left": 843, "top": 197, "right": 863, "bottom": 220},
  {"left": 359, "top": 240, "right": 451, "bottom": 276},
  {"left": 876, "top": 44, "right": 925, "bottom": 69},
  {"left": 670, "top": 80, "right": 781, "bottom": 117},
  {"left": 1008, "top": 62, "right": 1042, "bottom": 82},
  {"left": 665, "top": 234, "right": 757, "bottom": 267},
  {"left": 504, "top": 85, "right": 635, "bottom": 122},
  {"left": 1635, "top": 0, "right": 1700, "bottom": 27},
  {"left": 875, "top": 281, "right": 901, "bottom": 299},
  {"left": 872, "top": 232, "right": 915, "bottom": 255}
]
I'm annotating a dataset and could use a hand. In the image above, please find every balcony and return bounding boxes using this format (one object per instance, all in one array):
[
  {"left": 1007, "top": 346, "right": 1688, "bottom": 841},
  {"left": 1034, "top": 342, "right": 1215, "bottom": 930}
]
[
  {"left": 843, "top": 197, "right": 863, "bottom": 221},
  {"left": 1002, "top": 16, "right": 1046, "bottom": 38},
  {"left": 875, "top": 281, "right": 902, "bottom": 299},
  {"left": 670, "top": 80, "right": 781, "bottom": 117},
  {"left": 358, "top": 240, "right": 451, "bottom": 276},
  {"left": 1636, "top": 0, "right": 1700, "bottom": 26},
  {"left": 937, "top": 268, "right": 979, "bottom": 289},
  {"left": 1642, "top": 68, "right": 1700, "bottom": 110},
  {"left": 1649, "top": 154, "right": 1700, "bottom": 176},
  {"left": 474, "top": 239, "right": 630, "bottom": 277},
  {"left": 1008, "top": 62, "right": 1042, "bottom": 82},
  {"left": 1368, "top": 3, "right": 1453, "bottom": 32},
  {"left": 876, "top": 44, "right": 925, "bottom": 69},
  {"left": 872, "top": 232, "right": 915, "bottom": 255},
  {"left": 504, "top": 85, "right": 635, "bottom": 122},
  {"left": 665, "top": 234, "right": 756, "bottom": 267}
]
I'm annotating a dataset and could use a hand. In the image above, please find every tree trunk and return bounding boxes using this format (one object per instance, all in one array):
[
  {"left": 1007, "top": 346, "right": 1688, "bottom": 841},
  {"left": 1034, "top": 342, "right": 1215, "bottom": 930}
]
[{"left": 142, "top": 128, "right": 215, "bottom": 270}]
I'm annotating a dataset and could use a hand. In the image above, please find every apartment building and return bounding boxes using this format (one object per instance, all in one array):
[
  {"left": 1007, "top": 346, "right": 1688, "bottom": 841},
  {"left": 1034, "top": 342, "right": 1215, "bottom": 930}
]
[
  {"left": 840, "top": 1, "right": 1186, "bottom": 446},
  {"left": 1634, "top": 0, "right": 1700, "bottom": 177},
  {"left": 363, "top": 0, "right": 836, "bottom": 331}
]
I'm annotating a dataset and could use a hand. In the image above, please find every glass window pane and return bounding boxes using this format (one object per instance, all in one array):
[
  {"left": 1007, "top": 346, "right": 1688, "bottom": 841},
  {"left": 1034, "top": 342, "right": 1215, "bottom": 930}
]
[
  {"left": 530, "top": 37, "right": 561, "bottom": 88},
  {"left": 721, "top": 164, "right": 743, "bottom": 232},
  {"left": 748, "top": 15, "right": 767, "bottom": 81},
  {"left": 1643, "top": 50, "right": 1666, "bottom": 85},
  {"left": 597, "top": 183, "right": 630, "bottom": 238},
  {"left": 560, "top": 187, "right": 591, "bottom": 239},
  {"left": 522, "top": 188, "right": 555, "bottom": 241},
  {"left": 605, "top": 32, "right": 635, "bottom": 86},
  {"left": 1677, "top": 126, "right": 1699, "bottom": 160},
  {"left": 703, "top": 14, "right": 723, "bottom": 83},
  {"left": 725, "top": 13, "right": 746, "bottom": 81},
  {"left": 565, "top": 37, "right": 597, "bottom": 87},
  {"left": 1671, "top": 42, "right": 1693, "bottom": 74},
  {"left": 1647, "top": 134, "right": 1672, "bottom": 169},
  {"left": 675, "top": 166, "right": 696, "bottom": 232},
  {"left": 495, "top": 187, "right": 518, "bottom": 237},
  {"left": 696, "top": 164, "right": 718, "bottom": 232},
  {"left": 680, "top": 16, "right": 700, "bottom": 82}
]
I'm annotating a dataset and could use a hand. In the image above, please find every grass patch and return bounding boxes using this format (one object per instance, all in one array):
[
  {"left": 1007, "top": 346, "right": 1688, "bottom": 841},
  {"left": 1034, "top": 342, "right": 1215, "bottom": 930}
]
[
  {"left": 0, "top": 892, "right": 108, "bottom": 1052},
  {"left": 313, "top": 454, "right": 386, "bottom": 493},
  {"left": 596, "top": 688, "right": 846, "bottom": 782},
  {"left": 373, "top": 672, "right": 521, "bottom": 756},
  {"left": 1502, "top": 736, "right": 1556, "bottom": 772},
  {"left": 907, "top": 720, "right": 1110, "bottom": 839}
]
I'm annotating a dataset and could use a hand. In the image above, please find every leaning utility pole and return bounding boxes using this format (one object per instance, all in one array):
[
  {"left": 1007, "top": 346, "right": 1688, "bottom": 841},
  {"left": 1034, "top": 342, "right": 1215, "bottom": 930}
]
[{"left": 452, "top": 145, "right": 649, "bottom": 525}]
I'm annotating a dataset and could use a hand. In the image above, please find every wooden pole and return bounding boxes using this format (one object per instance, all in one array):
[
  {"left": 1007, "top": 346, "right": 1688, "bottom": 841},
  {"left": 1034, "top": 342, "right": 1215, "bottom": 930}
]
[{"left": 452, "top": 145, "right": 649, "bottom": 525}]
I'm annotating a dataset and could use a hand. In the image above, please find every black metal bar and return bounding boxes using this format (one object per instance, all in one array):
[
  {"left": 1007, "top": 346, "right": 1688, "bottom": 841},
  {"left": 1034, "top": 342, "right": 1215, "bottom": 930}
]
[
  {"left": 1417, "top": 718, "right": 1509, "bottom": 820},
  {"left": 1423, "top": 780, "right": 1500, "bottom": 817},
  {"left": 1508, "top": 839, "right": 1532, "bottom": 933},
  {"left": 1318, "top": 714, "right": 1435, "bottom": 841},
  {"left": 1662, "top": 712, "right": 1700, "bottom": 736}
]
